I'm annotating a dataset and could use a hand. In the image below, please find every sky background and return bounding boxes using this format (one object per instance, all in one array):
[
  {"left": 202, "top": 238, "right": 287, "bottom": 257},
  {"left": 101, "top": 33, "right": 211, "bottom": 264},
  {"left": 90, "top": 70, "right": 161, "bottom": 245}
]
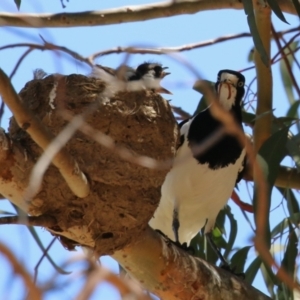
[{"left": 0, "top": 0, "right": 299, "bottom": 299}]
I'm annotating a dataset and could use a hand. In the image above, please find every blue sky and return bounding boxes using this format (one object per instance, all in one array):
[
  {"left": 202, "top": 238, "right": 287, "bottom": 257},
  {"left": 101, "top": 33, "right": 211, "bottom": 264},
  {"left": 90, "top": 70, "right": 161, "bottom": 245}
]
[{"left": 0, "top": 0, "right": 299, "bottom": 299}]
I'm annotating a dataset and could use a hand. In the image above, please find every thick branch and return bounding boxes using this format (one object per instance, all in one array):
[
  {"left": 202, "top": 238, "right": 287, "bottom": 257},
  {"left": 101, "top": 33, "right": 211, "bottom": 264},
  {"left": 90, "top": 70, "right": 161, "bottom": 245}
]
[
  {"left": 113, "top": 227, "right": 271, "bottom": 300},
  {"left": 0, "top": 69, "right": 89, "bottom": 199},
  {"left": 0, "top": 0, "right": 296, "bottom": 28},
  {"left": 253, "top": 2, "right": 272, "bottom": 152}
]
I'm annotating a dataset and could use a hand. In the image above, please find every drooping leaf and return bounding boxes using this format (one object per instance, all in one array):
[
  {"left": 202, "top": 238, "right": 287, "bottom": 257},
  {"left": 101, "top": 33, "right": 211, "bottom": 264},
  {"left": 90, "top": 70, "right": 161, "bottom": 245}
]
[
  {"left": 190, "top": 232, "right": 206, "bottom": 259},
  {"left": 245, "top": 256, "right": 262, "bottom": 284},
  {"left": 242, "top": 0, "right": 269, "bottom": 66},
  {"left": 192, "top": 80, "right": 215, "bottom": 115},
  {"left": 14, "top": 0, "right": 21, "bottom": 10},
  {"left": 266, "top": 0, "right": 289, "bottom": 24},
  {"left": 279, "top": 41, "right": 298, "bottom": 105},
  {"left": 260, "top": 263, "right": 276, "bottom": 296},
  {"left": 254, "top": 127, "right": 289, "bottom": 248},
  {"left": 281, "top": 221, "right": 298, "bottom": 277},
  {"left": 223, "top": 206, "right": 238, "bottom": 259},
  {"left": 247, "top": 47, "right": 255, "bottom": 62},
  {"left": 230, "top": 246, "right": 252, "bottom": 274},
  {"left": 258, "top": 127, "right": 289, "bottom": 186},
  {"left": 270, "top": 212, "right": 300, "bottom": 238},
  {"left": 286, "top": 100, "right": 300, "bottom": 118},
  {"left": 286, "top": 133, "right": 300, "bottom": 172},
  {"left": 292, "top": 0, "right": 300, "bottom": 19}
]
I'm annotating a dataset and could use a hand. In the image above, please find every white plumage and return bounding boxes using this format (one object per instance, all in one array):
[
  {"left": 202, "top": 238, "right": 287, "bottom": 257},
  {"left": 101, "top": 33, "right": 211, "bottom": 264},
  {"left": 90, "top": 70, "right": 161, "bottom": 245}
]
[{"left": 149, "top": 70, "right": 246, "bottom": 246}]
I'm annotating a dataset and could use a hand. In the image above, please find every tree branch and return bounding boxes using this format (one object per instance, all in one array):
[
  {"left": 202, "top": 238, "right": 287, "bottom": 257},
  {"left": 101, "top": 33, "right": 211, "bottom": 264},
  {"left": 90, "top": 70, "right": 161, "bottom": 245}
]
[
  {"left": 0, "top": 69, "right": 89, "bottom": 199},
  {"left": 113, "top": 227, "right": 271, "bottom": 300},
  {"left": 0, "top": 242, "right": 42, "bottom": 299},
  {"left": 0, "top": 0, "right": 296, "bottom": 28}
]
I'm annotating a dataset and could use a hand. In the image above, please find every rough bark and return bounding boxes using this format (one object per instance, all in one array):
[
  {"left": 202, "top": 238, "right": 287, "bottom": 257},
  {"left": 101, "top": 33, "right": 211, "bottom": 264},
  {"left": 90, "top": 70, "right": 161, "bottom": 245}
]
[
  {"left": 0, "top": 73, "right": 178, "bottom": 253},
  {"left": 113, "top": 227, "right": 271, "bottom": 300}
]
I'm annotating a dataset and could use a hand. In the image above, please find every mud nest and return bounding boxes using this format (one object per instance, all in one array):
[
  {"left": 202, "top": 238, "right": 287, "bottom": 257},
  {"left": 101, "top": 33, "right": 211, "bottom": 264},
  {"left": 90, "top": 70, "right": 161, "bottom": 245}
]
[{"left": 8, "top": 74, "right": 178, "bottom": 255}]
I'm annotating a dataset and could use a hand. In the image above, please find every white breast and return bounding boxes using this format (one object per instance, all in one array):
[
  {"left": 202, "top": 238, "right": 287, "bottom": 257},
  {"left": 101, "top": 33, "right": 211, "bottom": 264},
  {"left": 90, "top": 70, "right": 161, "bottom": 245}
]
[{"left": 149, "top": 131, "right": 245, "bottom": 245}]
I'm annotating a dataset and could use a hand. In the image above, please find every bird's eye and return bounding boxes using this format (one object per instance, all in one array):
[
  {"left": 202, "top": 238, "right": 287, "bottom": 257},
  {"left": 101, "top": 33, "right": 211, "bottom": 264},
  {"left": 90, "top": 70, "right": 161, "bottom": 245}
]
[{"left": 237, "top": 81, "right": 244, "bottom": 87}]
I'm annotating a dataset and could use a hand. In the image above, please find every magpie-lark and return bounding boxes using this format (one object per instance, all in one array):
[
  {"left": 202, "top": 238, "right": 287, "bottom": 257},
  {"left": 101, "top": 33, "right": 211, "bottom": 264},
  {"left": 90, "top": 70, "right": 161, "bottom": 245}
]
[
  {"left": 91, "top": 62, "right": 172, "bottom": 94},
  {"left": 149, "top": 70, "right": 246, "bottom": 256}
]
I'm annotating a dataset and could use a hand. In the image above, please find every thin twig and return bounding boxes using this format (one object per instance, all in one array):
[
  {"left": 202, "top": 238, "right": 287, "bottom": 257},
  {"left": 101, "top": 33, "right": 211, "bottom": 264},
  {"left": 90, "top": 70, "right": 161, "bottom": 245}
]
[
  {"left": 10, "top": 48, "right": 34, "bottom": 79},
  {"left": 271, "top": 24, "right": 300, "bottom": 99},
  {"left": 0, "top": 215, "right": 57, "bottom": 227},
  {"left": 171, "top": 105, "right": 192, "bottom": 119},
  {"left": 0, "top": 69, "right": 89, "bottom": 198},
  {"left": 0, "top": 242, "right": 42, "bottom": 299}
]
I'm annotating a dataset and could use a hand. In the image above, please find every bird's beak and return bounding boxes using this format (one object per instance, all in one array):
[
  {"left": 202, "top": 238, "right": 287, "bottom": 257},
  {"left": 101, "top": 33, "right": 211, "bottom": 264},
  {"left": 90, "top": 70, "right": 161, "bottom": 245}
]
[
  {"left": 161, "top": 67, "right": 171, "bottom": 78},
  {"left": 155, "top": 86, "right": 173, "bottom": 95},
  {"left": 161, "top": 71, "right": 171, "bottom": 78}
]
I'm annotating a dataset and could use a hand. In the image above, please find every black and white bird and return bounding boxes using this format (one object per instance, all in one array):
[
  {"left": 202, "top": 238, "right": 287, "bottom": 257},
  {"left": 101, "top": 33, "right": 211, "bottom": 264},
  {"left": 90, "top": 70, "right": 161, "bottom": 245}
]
[
  {"left": 90, "top": 62, "right": 172, "bottom": 95},
  {"left": 149, "top": 69, "right": 246, "bottom": 251}
]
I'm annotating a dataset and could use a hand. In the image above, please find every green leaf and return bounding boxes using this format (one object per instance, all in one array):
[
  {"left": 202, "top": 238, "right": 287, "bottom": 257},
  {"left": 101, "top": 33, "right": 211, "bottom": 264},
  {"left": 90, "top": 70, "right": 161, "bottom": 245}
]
[
  {"left": 248, "top": 47, "right": 255, "bottom": 62},
  {"left": 211, "top": 226, "right": 227, "bottom": 249},
  {"left": 254, "top": 127, "right": 289, "bottom": 249},
  {"left": 286, "top": 133, "right": 300, "bottom": 172},
  {"left": 258, "top": 127, "right": 289, "bottom": 186},
  {"left": 14, "top": 0, "right": 21, "bottom": 10},
  {"left": 245, "top": 256, "right": 262, "bottom": 284},
  {"left": 286, "top": 100, "right": 300, "bottom": 118},
  {"left": 192, "top": 80, "right": 215, "bottom": 116},
  {"left": 279, "top": 41, "right": 298, "bottom": 105},
  {"left": 230, "top": 246, "right": 252, "bottom": 274},
  {"left": 281, "top": 222, "right": 298, "bottom": 277},
  {"left": 223, "top": 206, "right": 238, "bottom": 260},
  {"left": 270, "top": 212, "right": 300, "bottom": 239},
  {"left": 242, "top": 0, "right": 269, "bottom": 66},
  {"left": 266, "top": 0, "right": 289, "bottom": 24},
  {"left": 292, "top": 0, "right": 300, "bottom": 19}
]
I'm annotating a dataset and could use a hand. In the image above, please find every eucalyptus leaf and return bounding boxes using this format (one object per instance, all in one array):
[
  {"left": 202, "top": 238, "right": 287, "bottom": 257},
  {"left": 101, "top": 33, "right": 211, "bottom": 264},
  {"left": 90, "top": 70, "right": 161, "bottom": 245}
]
[
  {"left": 266, "top": 0, "right": 289, "bottom": 24},
  {"left": 286, "top": 133, "right": 300, "bottom": 172},
  {"left": 281, "top": 221, "right": 298, "bottom": 277},
  {"left": 254, "top": 128, "right": 289, "bottom": 248},
  {"left": 230, "top": 246, "right": 252, "bottom": 274},
  {"left": 14, "top": 0, "right": 21, "bottom": 9},
  {"left": 279, "top": 41, "right": 298, "bottom": 105},
  {"left": 241, "top": 0, "right": 269, "bottom": 66},
  {"left": 258, "top": 127, "right": 289, "bottom": 186},
  {"left": 292, "top": 0, "right": 300, "bottom": 19},
  {"left": 248, "top": 47, "right": 255, "bottom": 62},
  {"left": 245, "top": 256, "right": 262, "bottom": 284},
  {"left": 192, "top": 80, "right": 215, "bottom": 115},
  {"left": 223, "top": 207, "right": 238, "bottom": 259},
  {"left": 286, "top": 100, "right": 300, "bottom": 118}
]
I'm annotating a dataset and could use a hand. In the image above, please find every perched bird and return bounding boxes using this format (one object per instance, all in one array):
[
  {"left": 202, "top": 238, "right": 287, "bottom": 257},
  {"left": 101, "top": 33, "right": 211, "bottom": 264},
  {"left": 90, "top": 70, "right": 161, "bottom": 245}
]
[
  {"left": 149, "top": 69, "right": 246, "bottom": 253},
  {"left": 90, "top": 62, "right": 172, "bottom": 94}
]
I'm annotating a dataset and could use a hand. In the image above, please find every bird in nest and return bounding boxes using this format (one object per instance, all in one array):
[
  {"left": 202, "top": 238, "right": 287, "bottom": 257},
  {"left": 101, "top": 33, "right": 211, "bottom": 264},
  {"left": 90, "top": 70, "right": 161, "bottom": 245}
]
[{"left": 90, "top": 62, "right": 172, "bottom": 95}]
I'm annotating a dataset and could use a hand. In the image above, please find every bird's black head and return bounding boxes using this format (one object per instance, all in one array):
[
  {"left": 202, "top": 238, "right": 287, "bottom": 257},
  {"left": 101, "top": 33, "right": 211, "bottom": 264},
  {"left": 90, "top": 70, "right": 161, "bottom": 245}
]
[
  {"left": 215, "top": 69, "right": 245, "bottom": 112},
  {"left": 135, "top": 62, "right": 170, "bottom": 79}
]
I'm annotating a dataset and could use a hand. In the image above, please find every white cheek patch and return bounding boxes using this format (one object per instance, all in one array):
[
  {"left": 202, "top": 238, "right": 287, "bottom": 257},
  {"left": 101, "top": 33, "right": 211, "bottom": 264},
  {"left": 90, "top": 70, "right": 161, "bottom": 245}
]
[{"left": 218, "top": 82, "right": 237, "bottom": 111}]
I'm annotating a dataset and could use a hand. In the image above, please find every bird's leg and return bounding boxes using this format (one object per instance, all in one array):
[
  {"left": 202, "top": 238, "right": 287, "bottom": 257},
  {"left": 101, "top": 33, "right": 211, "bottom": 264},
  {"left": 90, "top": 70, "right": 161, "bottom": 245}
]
[
  {"left": 172, "top": 208, "right": 180, "bottom": 243},
  {"left": 205, "top": 231, "right": 228, "bottom": 266}
]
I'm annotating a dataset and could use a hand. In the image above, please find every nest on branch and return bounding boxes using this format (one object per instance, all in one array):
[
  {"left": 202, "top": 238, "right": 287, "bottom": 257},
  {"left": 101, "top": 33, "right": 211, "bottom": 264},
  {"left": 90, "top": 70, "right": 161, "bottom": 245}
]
[{"left": 7, "top": 74, "right": 178, "bottom": 255}]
